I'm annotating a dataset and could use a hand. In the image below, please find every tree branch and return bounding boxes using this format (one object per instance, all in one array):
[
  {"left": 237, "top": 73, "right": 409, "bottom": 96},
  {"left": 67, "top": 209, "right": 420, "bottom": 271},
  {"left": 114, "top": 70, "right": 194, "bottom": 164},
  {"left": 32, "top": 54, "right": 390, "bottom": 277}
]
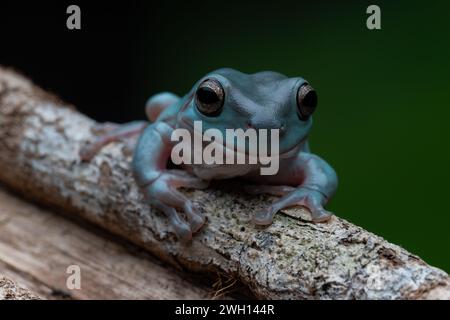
[
  {"left": 0, "top": 276, "right": 39, "bottom": 300},
  {"left": 0, "top": 66, "right": 448, "bottom": 299}
]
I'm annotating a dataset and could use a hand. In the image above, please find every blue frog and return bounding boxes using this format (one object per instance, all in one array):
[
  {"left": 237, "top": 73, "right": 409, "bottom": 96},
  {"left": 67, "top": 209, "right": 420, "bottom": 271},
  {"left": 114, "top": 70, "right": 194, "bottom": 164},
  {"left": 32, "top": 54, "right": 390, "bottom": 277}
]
[{"left": 80, "top": 68, "right": 338, "bottom": 242}]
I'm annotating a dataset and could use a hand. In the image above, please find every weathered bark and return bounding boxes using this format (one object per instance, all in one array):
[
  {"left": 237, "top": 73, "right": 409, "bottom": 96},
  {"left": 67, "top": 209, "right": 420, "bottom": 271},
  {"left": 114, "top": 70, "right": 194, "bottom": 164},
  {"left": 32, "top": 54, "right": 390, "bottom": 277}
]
[
  {"left": 0, "top": 276, "right": 39, "bottom": 300},
  {"left": 0, "top": 187, "right": 212, "bottom": 300},
  {"left": 0, "top": 66, "right": 448, "bottom": 300}
]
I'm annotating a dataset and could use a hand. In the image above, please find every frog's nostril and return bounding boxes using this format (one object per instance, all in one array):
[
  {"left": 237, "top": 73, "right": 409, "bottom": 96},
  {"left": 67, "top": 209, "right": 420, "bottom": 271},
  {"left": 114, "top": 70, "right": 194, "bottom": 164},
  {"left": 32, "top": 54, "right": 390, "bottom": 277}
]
[{"left": 247, "top": 119, "right": 285, "bottom": 134}]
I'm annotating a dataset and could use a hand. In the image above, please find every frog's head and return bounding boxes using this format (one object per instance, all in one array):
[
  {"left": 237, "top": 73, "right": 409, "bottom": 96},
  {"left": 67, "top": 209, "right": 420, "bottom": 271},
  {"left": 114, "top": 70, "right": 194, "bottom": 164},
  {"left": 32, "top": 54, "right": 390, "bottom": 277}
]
[{"left": 178, "top": 68, "right": 318, "bottom": 157}]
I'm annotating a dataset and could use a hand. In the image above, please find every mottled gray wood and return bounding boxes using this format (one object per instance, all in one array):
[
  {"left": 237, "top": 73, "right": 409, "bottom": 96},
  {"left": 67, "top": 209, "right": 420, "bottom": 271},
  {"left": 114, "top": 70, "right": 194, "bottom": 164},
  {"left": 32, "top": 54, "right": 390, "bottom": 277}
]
[
  {"left": 0, "top": 187, "right": 211, "bottom": 300},
  {"left": 0, "top": 276, "right": 39, "bottom": 300},
  {"left": 0, "top": 66, "right": 448, "bottom": 300}
]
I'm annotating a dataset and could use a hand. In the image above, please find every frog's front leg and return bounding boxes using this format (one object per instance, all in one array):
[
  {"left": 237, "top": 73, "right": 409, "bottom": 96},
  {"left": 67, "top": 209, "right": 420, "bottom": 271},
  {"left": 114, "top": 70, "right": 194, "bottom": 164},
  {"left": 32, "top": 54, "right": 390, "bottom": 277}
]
[
  {"left": 132, "top": 122, "right": 209, "bottom": 242},
  {"left": 247, "top": 152, "right": 338, "bottom": 225}
]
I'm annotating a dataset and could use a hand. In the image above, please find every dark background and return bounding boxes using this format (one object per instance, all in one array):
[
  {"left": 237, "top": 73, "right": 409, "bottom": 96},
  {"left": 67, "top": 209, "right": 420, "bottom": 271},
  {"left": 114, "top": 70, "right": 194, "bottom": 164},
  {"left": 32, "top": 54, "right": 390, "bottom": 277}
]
[{"left": 1, "top": 0, "right": 449, "bottom": 271}]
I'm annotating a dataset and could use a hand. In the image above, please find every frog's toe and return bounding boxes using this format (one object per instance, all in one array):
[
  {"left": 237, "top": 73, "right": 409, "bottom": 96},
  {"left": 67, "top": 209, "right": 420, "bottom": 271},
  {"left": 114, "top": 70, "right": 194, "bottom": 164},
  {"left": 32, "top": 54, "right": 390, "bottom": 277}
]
[
  {"left": 173, "top": 222, "right": 193, "bottom": 243},
  {"left": 189, "top": 213, "right": 206, "bottom": 233},
  {"left": 296, "top": 193, "right": 333, "bottom": 223},
  {"left": 310, "top": 208, "right": 333, "bottom": 223},
  {"left": 91, "top": 122, "right": 119, "bottom": 135},
  {"left": 79, "top": 141, "right": 104, "bottom": 162},
  {"left": 184, "top": 202, "right": 206, "bottom": 233},
  {"left": 154, "top": 200, "right": 192, "bottom": 242},
  {"left": 252, "top": 206, "right": 276, "bottom": 226}
]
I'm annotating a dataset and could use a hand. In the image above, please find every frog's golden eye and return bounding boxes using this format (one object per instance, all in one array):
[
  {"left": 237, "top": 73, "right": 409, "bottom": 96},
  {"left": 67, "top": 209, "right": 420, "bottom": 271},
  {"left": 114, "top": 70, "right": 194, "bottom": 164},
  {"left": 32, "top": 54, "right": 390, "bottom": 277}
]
[
  {"left": 297, "top": 84, "right": 318, "bottom": 121},
  {"left": 195, "top": 79, "right": 225, "bottom": 117}
]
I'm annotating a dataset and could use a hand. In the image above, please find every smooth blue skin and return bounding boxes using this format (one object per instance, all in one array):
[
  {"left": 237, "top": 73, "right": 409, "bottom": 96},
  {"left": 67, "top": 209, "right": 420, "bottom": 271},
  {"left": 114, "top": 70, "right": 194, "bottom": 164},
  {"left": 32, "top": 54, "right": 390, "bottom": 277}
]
[
  {"left": 132, "top": 68, "right": 338, "bottom": 242},
  {"left": 80, "top": 68, "right": 338, "bottom": 242}
]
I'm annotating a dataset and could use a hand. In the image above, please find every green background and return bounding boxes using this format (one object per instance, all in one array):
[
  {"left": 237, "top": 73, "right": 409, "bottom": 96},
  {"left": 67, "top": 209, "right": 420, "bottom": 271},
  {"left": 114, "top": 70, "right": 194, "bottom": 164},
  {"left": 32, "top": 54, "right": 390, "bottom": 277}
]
[{"left": 130, "top": 0, "right": 449, "bottom": 271}]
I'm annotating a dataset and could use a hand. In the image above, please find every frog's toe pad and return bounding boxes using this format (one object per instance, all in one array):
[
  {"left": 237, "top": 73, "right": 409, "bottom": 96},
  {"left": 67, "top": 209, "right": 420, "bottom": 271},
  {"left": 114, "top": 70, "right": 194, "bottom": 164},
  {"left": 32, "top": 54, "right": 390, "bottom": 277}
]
[
  {"left": 252, "top": 207, "right": 276, "bottom": 226},
  {"left": 189, "top": 213, "right": 206, "bottom": 233},
  {"left": 173, "top": 222, "right": 193, "bottom": 243},
  {"left": 310, "top": 208, "right": 333, "bottom": 223}
]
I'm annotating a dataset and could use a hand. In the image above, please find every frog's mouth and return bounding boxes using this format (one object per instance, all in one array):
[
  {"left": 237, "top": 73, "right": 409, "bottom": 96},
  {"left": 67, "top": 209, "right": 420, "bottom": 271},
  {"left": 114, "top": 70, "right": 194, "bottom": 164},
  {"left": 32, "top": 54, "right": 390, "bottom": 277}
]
[{"left": 177, "top": 118, "right": 304, "bottom": 160}]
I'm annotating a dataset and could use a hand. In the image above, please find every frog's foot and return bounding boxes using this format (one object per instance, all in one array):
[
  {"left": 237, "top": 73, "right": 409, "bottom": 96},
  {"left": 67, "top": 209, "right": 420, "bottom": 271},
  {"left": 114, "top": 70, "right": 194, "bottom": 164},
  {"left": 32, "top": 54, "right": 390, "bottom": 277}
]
[
  {"left": 252, "top": 187, "right": 332, "bottom": 226},
  {"left": 90, "top": 122, "right": 120, "bottom": 135},
  {"left": 143, "top": 170, "right": 210, "bottom": 242},
  {"left": 80, "top": 120, "right": 148, "bottom": 161}
]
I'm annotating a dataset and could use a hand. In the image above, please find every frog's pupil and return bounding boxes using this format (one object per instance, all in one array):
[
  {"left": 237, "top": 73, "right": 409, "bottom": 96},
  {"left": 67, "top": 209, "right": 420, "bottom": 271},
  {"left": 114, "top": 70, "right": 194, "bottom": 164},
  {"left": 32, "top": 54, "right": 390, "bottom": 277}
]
[
  {"left": 302, "top": 90, "right": 317, "bottom": 111},
  {"left": 197, "top": 87, "right": 219, "bottom": 104}
]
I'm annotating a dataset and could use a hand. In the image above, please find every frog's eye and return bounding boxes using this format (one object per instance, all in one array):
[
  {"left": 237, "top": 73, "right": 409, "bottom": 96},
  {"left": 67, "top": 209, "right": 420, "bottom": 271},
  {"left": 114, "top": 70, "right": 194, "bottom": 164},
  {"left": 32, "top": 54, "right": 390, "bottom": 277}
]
[
  {"left": 195, "top": 79, "right": 225, "bottom": 117},
  {"left": 297, "top": 84, "right": 318, "bottom": 121}
]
